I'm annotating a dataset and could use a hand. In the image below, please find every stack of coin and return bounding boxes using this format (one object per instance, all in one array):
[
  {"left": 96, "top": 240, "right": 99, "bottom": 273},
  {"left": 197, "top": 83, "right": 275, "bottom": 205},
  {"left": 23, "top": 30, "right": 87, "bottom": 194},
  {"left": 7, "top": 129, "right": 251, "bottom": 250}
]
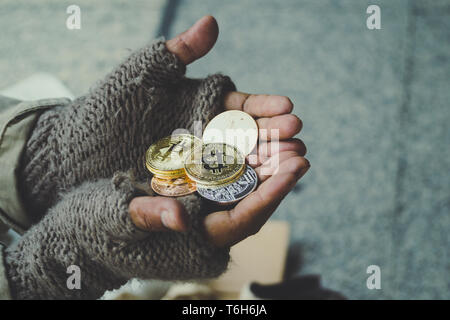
[
  {"left": 145, "top": 134, "right": 200, "bottom": 197},
  {"left": 184, "top": 142, "right": 258, "bottom": 205},
  {"left": 195, "top": 110, "right": 259, "bottom": 204},
  {"left": 184, "top": 143, "right": 245, "bottom": 187},
  {"left": 144, "top": 110, "right": 260, "bottom": 204}
]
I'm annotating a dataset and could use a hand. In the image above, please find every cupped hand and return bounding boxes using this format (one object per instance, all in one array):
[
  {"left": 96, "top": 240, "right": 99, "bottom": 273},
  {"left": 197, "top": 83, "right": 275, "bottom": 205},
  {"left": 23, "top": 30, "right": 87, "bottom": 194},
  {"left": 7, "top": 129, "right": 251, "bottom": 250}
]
[{"left": 129, "top": 16, "right": 310, "bottom": 247}]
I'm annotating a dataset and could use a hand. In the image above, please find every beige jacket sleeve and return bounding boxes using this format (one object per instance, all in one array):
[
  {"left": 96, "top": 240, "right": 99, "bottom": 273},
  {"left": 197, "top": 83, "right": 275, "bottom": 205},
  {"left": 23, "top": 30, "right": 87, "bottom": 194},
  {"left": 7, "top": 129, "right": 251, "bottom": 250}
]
[
  {"left": 0, "top": 244, "right": 11, "bottom": 299},
  {"left": 0, "top": 95, "right": 71, "bottom": 232},
  {"left": 0, "top": 95, "right": 70, "bottom": 299}
]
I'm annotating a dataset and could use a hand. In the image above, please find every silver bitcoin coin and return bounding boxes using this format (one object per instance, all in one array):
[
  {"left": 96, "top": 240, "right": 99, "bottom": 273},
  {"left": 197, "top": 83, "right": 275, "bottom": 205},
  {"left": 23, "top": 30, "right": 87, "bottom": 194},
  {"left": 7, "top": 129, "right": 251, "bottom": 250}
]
[{"left": 196, "top": 165, "right": 258, "bottom": 204}]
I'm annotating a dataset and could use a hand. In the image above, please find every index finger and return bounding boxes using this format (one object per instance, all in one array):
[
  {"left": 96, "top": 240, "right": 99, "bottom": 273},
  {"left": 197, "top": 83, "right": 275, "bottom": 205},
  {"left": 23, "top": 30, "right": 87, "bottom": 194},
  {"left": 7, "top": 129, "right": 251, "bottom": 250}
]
[{"left": 224, "top": 92, "right": 294, "bottom": 118}]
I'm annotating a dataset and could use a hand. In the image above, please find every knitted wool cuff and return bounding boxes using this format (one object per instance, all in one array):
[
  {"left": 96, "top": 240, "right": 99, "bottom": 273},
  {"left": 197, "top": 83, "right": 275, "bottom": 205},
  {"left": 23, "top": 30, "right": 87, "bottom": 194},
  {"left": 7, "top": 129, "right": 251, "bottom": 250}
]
[
  {"left": 19, "top": 39, "right": 236, "bottom": 222},
  {"left": 5, "top": 173, "right": 230, "bottom": 300}
]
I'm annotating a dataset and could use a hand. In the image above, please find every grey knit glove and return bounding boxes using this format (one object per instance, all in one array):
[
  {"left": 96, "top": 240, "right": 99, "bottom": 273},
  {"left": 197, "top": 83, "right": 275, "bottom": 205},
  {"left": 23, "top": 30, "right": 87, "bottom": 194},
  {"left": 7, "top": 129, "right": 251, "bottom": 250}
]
[
  {"left": 19, "top": 39, "right": 235, "bottom": 220},
  {"left": 5, "top": 173, "right": 229, "bottom": 300}
]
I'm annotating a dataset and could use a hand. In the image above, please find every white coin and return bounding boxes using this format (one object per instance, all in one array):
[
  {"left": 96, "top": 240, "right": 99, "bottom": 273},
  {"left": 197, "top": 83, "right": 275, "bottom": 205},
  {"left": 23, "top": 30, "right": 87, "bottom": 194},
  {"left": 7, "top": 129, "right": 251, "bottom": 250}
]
[
  {"left": 196, "top": 165, "right": 258, "bottom": 204},
  {"left": 202, "top": 110, "right": 258, "bottom": 156}
]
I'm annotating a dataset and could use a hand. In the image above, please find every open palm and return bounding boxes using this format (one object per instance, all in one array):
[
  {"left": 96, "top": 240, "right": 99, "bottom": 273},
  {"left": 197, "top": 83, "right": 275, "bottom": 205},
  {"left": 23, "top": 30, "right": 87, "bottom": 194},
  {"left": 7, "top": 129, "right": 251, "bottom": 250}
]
[{"left": 129, "top": 16, "right": 310, "bottom": 247}]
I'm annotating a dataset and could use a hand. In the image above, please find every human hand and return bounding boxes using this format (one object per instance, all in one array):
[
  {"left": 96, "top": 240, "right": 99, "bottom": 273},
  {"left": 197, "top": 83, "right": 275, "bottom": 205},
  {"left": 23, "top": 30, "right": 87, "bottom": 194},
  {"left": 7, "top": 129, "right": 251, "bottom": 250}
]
[
  {"left": 20, "top": 17, "right": 234, "bottom": 217},
  {"left": 129, "top": 16, "right": 310, "bottom": 247},
  {"left": 9, "top": 15, "right": 309, "bottom": 300},
  {"left": 21, "top": 15, "right": 309, "bottom": 248},
  {"left": 5, "top": 173, "right": 229, "bottom": 299}
]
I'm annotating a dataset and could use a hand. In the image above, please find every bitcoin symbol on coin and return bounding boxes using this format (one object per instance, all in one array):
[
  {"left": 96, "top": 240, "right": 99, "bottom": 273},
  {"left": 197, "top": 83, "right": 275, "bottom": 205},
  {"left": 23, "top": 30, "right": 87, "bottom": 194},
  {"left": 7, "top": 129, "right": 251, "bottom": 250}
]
[
  {"left": 184, "top": 142, "right": 245, "bottom": 186},
  {"left": 146, "top": 134, "right": 201, "bottom": 173},
  {"left": 156, "top": 140, "right": 190, "bottom": 164},
  {"left": 145, "top": 110, "right": 260, "bottom": 204},
  {"left": 203, "top": 149, "right": 226, "bottom": 173}
]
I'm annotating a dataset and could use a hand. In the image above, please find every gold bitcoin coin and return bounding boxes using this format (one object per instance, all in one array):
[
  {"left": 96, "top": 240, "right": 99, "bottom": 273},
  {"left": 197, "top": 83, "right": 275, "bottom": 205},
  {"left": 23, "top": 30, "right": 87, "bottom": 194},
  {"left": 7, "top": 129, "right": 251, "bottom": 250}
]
[
  {"left": 195, "top": 164, "right": 246, "bottom": 189},
  {"left": 151, "top": 176, "right": 196, "bottom": 197},
  {"left": 202, "top": 110, "right": 258, "bottom": 156},
  {"left": 184, "top": 143, "right": 245, "bottom": 186},
  {"left": 145, "top": 134, "right": 201, "bottom": 173}
]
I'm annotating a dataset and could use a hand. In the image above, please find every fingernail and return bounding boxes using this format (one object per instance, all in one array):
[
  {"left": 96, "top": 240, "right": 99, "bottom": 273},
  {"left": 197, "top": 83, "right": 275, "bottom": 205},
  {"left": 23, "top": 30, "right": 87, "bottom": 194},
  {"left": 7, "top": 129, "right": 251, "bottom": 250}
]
[
  {"left": 161, "top": 210, "right": 174, "bottom": 229},
  {"left": 298, "top": 163, "right": 311, "bottom": 178}
]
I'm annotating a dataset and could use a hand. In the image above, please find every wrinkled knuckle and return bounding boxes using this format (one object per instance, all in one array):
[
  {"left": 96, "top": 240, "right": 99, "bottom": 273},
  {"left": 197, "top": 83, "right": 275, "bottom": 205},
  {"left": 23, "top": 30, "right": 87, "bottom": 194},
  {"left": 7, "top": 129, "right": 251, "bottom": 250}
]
[
  {"left": 142, "top": 213, "right": 155, "bottom": 231},
  {"left": 226, "top": 209, "right": 241, "bottom": 236},
  {"left": 128, "top": 198, "right": 139, "bottom": 215},
  {"left": 177, "top": 36, "right": 196, "bottom": 63}
]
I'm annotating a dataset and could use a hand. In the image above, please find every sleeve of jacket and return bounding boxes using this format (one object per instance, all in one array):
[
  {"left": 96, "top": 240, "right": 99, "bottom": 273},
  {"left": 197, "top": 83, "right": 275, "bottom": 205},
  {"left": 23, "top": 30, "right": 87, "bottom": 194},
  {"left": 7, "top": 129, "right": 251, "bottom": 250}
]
[
  {"left": 0, "top": 95, "right": 70, "bottom": 299},
  {"left": 0, "top": 95, "right": 71, "bottom": 233},
  {"left": 0, "top": 243, "right": 11, "bottom": 299}
]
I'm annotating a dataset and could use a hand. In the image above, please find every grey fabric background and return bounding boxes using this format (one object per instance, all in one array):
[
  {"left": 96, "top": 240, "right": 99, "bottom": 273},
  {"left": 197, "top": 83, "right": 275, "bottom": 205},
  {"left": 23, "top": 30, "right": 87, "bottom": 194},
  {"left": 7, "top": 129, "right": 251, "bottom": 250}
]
[
  {"left": 0, "top": 0, "right": 166, "bottom": 95},
  {"left": 0, "top": 0, "right": 448, "bottom": 299}
]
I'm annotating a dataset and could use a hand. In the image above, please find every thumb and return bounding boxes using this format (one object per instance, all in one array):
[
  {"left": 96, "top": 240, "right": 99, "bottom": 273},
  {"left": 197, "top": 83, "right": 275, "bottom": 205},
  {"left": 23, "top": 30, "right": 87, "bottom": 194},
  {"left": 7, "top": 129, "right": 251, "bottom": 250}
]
[
  {"left": 166, "top": 15, "right": 219, "bottom": 65},
  {"left": 129, "top": 196, "right": 189, "bottom": 232}
]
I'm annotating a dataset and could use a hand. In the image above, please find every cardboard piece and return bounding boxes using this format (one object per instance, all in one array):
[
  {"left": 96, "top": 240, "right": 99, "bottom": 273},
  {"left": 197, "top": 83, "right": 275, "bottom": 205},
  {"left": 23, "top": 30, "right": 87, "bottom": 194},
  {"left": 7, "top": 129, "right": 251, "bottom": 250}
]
[{"left": 208, "top": 220, "right": 290, "bottom": 299}]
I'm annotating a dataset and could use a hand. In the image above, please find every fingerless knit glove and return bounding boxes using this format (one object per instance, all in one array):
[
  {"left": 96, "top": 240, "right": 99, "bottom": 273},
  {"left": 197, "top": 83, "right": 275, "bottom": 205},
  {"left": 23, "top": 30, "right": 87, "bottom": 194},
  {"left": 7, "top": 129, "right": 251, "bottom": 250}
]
[
  {"left": 19, "top": 39, "right": 235, "bottom": 221},
  {"left": 5, "top": 173, "right": 229, "bottom": 299},
  {"left": 6, "top": 39, "right": 235, "bottom": 299}
]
